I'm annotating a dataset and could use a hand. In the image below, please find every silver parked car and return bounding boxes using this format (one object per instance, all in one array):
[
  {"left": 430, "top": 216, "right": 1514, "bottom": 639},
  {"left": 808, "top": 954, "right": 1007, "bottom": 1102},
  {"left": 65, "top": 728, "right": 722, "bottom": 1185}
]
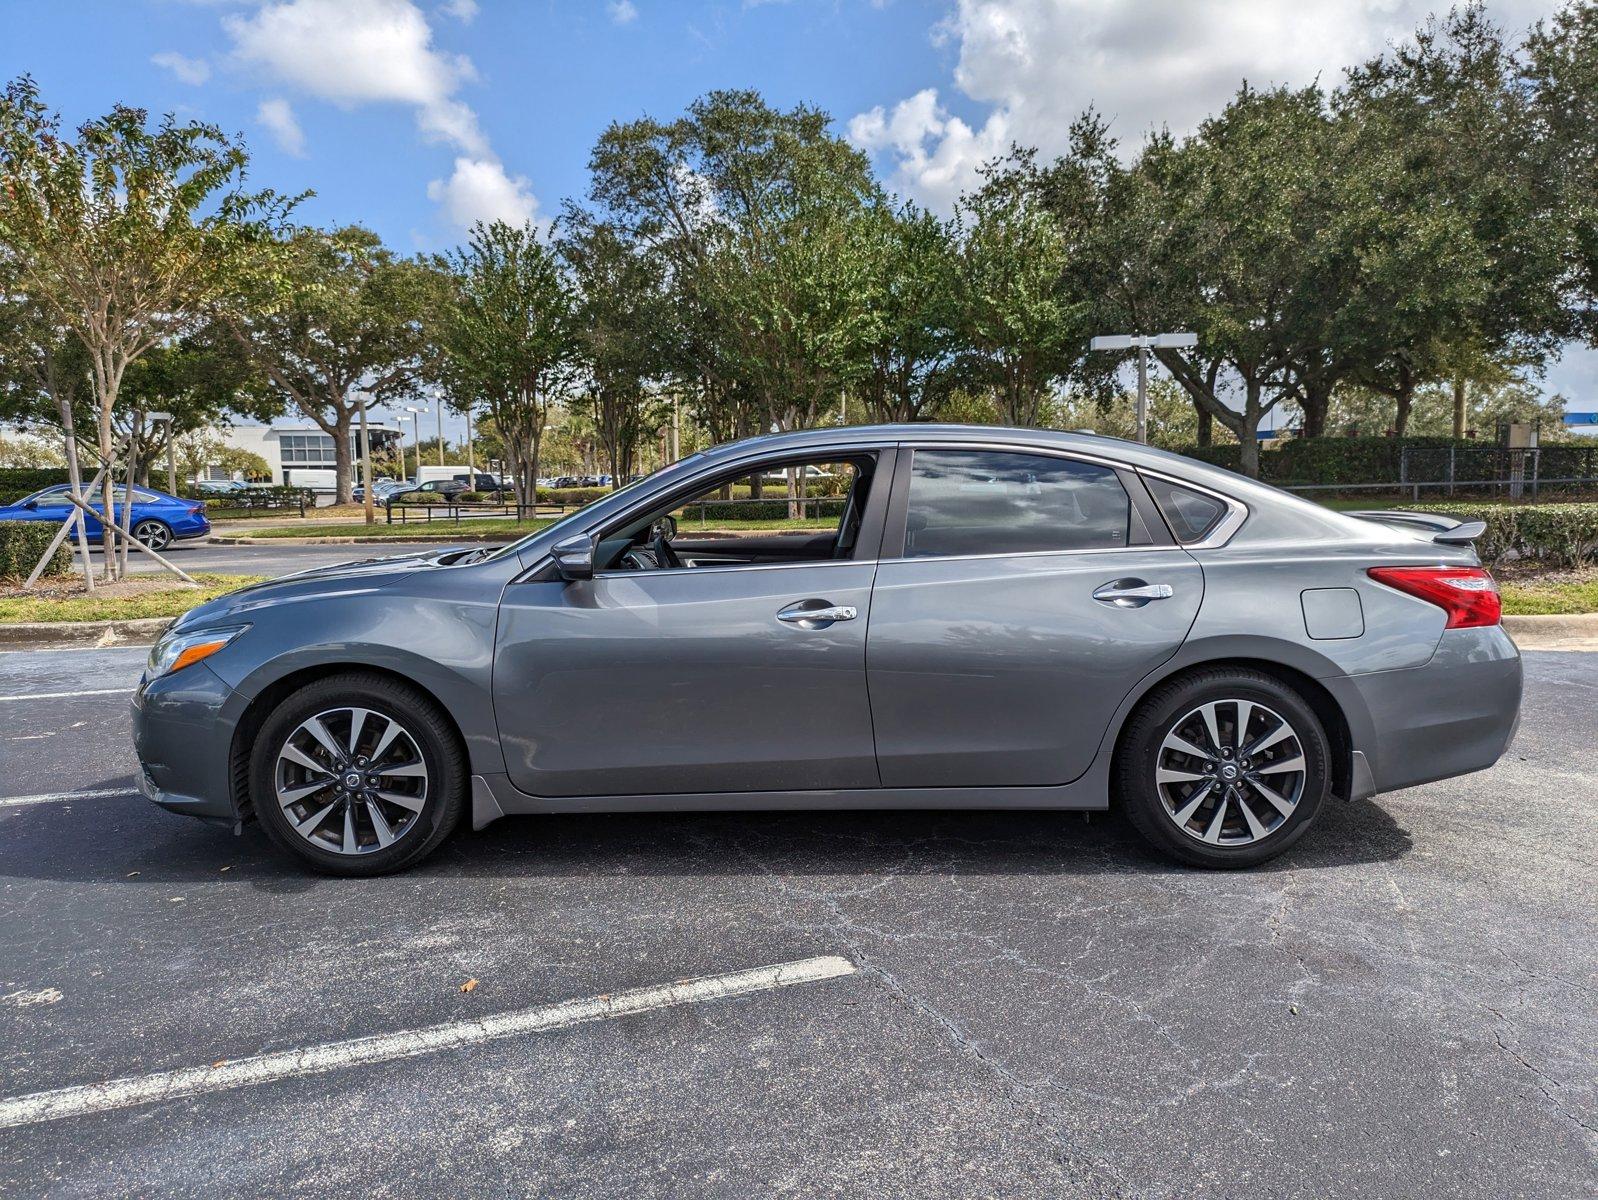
[{"left": 132, "top": 426, "right": 1522, "bottom": 875}]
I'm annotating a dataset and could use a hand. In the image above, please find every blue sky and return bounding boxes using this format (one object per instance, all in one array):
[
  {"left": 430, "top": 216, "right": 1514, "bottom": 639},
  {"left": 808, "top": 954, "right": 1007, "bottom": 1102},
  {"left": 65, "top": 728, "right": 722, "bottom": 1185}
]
[{"left": 2, "top": 0, "right": 1591, "bottom": 429}]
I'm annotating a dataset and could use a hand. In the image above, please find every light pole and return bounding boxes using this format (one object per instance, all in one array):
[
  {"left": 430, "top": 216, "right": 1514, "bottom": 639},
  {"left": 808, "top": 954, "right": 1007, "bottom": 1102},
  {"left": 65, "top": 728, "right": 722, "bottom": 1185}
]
[
  {"left": 403, "top": 406, "right": 428, "bottom": 481},
  {"left": 1089, "top": 331, "right": 1197, "bottom": 445},
  {"left": 146, "top": 411, "right": 175, "bottom": 494},
  {"left": 436, "top": 404, "right": 445, "bottom": 467}
]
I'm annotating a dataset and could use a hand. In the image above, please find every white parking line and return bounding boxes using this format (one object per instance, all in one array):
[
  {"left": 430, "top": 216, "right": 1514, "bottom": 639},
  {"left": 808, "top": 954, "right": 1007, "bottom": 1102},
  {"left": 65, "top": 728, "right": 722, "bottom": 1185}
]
[
  {"left": 0, "top": 787, "right": 136, "bottom": 809},
  {"left": 0, "top": 955, "right": 857, "bottom": 1129},
  {"left": 0, "top": 689, "right": 129, "bottom": 702}
]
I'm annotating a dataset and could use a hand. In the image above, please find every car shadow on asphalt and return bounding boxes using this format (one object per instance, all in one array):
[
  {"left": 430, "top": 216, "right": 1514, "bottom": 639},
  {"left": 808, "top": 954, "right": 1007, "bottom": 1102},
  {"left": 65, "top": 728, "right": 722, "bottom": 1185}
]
[{"left": 0, "top": 785, "right": 1413, "bottom": 889}]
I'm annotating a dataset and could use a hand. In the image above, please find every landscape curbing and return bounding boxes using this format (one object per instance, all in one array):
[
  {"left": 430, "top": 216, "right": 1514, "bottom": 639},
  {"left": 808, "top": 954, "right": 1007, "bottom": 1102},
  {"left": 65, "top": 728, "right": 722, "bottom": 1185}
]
[
  {"left": 1, "top": 610, "right": 1593, "bottom": 651},
  {"left": 0, "top": 616, "right": 173, "bottom": 649}
]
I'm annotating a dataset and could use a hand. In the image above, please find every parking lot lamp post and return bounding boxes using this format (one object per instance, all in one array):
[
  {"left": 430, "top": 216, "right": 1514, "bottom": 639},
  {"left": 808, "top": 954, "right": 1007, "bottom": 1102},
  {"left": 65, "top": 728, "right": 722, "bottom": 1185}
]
[
  {"left": 147, "top": 411, "right": 175, "bottom": 495},
  {"left": 404, "top": 406, "right": 428, "bottom": 481},
  {"left": 1089, "top": 332, "right": 1198, "bottom": 444},
  {"left": 357, "top": 394, "right": 375, "bottom": 525}
]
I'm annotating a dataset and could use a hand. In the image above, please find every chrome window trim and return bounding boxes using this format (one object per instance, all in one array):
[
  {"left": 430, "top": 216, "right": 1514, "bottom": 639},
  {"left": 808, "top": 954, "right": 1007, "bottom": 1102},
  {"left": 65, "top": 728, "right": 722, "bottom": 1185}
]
[
  {"left": 590, "top": 555, "right": 873, "bottom": 580},
  {"left": 890, "top": 440, "right": 1151, "bottom": 563},
  {"left": 1135, "top": 467, "right": 1249, "bottom": 549},
  {"left": 878, "top": 544, "right": 1191, "bottom": 567}
]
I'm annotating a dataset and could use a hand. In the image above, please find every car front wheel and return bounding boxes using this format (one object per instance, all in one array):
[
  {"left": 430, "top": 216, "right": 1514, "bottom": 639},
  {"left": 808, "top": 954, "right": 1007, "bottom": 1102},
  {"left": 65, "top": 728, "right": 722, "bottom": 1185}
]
[
  {"left": 250, "top": 673, "right": 466, "bottom": 875},
  {"left": 1115, "top": 668, "right": 1331, "bottom": 868}
]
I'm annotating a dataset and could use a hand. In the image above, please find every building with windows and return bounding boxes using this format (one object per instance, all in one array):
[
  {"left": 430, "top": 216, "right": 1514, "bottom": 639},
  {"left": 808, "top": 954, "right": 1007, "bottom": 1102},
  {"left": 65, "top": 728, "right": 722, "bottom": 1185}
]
[{"left": 206, "top": 422, "right": 403, "bottom": 488}]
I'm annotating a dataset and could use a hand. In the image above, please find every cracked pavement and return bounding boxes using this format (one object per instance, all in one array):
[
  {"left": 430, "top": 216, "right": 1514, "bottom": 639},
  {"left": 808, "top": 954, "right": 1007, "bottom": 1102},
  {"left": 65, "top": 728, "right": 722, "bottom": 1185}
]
[{"left": 0, "top": 645, "right": 1593, "bottom": 1197}]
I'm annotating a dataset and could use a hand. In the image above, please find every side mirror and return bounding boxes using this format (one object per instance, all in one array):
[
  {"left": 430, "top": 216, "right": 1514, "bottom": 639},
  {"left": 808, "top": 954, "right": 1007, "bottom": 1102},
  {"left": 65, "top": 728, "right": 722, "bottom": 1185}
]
[
  {"left": 551, "top": 533, "right": 596, "bottom": 581},
  {"left": 20, "top": 500, "right": 37, "bottom": 510},
  {"left": 652, "top": 514, "right": 678, "bottom": 541}
]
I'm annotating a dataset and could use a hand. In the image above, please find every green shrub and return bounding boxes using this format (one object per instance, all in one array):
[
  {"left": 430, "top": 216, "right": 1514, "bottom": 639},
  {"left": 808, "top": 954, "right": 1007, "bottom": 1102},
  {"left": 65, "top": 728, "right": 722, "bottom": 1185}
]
[
  {"left": 0, "top": 520, "right": 73, "bottom": 579},
  {"left": 537, "top": 487, "right": 611, "bottom": 507},
  {"left": 0, "top": 468, "right": 69, "bottom": 506},
  {"left": 675, "top": 497, "right": 846, "bottom": 521},
  {"left": 1401, "top": 501, "right": 1598, "bottom": 566}
]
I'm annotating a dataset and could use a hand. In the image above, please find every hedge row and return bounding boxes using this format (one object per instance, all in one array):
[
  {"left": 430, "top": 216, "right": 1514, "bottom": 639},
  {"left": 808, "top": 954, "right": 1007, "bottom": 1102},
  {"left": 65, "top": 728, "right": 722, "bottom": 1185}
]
[
  {"left": 1180, "top": 437, "right": 1598, "bottom": 487},
  {"left": 675, "top": 498, "right": 847, "bottom": 521},
  {"left": 0, "top": 520, "right": 73, "bottom": 579},
  {"left": 1401, "top": 502, "right": 1598, "bottom": 566},
  {"left": 0, "top": 468, "right": 69, "bottom": 506}
]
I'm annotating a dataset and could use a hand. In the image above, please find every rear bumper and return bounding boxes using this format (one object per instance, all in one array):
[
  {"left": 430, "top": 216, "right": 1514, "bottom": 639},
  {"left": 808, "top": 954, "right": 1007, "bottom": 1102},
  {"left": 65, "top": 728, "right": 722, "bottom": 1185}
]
[
  {"left": 1329, "top": 625, "right": 1522, "bottom": 794},
  {"left": 131, "top": 661, "right": 240, "bottom": 823}
]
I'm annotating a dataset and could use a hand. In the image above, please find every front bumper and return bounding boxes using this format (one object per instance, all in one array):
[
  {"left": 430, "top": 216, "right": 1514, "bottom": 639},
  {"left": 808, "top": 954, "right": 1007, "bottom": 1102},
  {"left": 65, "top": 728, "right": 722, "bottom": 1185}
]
[
  {"left": 1330, "top": 625, "right": 1523, "bottom": 795},
  {"left": 131, "top": 660, "right": 240, "bottom": 824}
]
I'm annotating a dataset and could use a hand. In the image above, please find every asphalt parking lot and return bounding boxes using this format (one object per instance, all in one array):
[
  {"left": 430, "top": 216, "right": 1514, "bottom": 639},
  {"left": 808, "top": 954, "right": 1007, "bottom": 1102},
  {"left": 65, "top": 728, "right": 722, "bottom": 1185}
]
[{"left": 0, "top": 629, "right": 1594, "bottom": 1194}]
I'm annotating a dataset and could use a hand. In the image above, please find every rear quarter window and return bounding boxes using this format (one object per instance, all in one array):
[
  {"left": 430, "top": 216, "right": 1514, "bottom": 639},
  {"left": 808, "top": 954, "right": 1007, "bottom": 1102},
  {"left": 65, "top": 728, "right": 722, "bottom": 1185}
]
[{"left": 1143, "top": 476, "right": 1229, "bottom": 543}]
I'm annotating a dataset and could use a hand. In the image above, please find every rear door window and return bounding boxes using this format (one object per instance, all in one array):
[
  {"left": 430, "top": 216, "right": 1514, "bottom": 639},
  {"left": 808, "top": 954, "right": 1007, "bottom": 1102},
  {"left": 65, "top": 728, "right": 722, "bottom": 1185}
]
[{"left": 903, "top": 449, "right": 1132, "bottom": 559}]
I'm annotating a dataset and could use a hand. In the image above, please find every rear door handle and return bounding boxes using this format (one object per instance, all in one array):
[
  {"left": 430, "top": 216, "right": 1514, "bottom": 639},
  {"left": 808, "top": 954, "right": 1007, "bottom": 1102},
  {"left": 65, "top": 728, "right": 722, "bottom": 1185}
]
[
  {"left": 1092, "top": 580, "right": 1174, "bottom": 608},
  {"left": 777, "top": 601, "right": 858, "bottom": 628}
]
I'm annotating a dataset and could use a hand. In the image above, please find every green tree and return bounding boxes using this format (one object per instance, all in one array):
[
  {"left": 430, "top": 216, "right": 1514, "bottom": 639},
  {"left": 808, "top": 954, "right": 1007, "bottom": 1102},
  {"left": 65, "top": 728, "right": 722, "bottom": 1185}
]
[
  {"left": 561, "top": 216, "right": 668, "bottom": 483},
  {"left": 0, "top": 76, "right": 294, "bottom": 575},
  {"left": 586, "top": 90, "right": 880, "bottom": 444},
  {"left": 1339, "top": 6, "right": 1568, "bottom": 434},
  {"left": 1525, "top": 0, "right": 1598, "bottom": 347},
  {"left": 855, "top": 202, "right": 959, "bottom": 423},
  {"left": 433, "top": 221, "right": 581, "bottom": 504},
  {"left": 229, "top": 227, "right": 438, "bottom": 503}
]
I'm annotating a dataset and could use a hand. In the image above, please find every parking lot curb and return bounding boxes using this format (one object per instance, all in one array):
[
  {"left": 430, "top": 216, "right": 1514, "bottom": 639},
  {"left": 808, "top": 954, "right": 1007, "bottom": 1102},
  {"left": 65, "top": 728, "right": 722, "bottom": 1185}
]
[
  {"left": 1502, "top": 613, "right": 1598, "bottom": 651},
  {"left": 0, "top": 617, "right": 173, "bottom": 650}
]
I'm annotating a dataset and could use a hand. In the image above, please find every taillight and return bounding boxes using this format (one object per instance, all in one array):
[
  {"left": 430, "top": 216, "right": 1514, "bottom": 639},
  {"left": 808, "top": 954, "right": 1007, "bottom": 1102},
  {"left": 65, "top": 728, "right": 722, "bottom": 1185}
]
[{"left": 1367, "top": 566, "right": 1501, "bottom": 628}]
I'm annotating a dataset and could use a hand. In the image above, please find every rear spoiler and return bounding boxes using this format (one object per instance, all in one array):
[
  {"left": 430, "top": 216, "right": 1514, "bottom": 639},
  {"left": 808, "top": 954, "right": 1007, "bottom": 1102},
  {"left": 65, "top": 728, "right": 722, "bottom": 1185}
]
[{"left": 1349, "top": 510, "right": 1487, "bottom": 545}]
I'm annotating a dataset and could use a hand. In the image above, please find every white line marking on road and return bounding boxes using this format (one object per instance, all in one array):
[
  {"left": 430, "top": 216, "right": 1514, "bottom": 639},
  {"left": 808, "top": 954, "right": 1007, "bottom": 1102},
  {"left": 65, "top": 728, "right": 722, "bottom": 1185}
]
[
  {"left": 0, "top": 955, "right": 857, "bottom": 1129},
  {"left": 0, "top": 688, "right": 128, "bottom": 702},
  {"left": 0, "top": 787, "right": 136, "bottom": 809}
]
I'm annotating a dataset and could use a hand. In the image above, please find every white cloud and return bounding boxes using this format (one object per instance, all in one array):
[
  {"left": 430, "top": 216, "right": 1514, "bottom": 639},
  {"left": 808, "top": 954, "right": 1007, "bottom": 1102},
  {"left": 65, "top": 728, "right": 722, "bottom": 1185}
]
[
  {"left": 151, "top": 51, "right": 211, "bottom": 86},
  {"left": 223, "top": 0, "right": 543, "bottom": 230},
  {"left": 427, "top": 156, "right": 539, "bottom": 229},
  {"left": 225, "top": 0, "right": 486, "bottom": 154},
  {"left": 855, "top": 0, "right": 1560, "bottom": 210},
  {"left": 608, "top": 0, "right": 639, "bottom": 25},
  {"left": 256, "top": 97, "right": 306, "bottom": 156}
]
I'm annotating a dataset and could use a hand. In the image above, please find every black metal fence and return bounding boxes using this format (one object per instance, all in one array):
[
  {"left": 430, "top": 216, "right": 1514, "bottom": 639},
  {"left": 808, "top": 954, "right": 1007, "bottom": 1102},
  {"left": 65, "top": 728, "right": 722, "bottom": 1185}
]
[{"left": 1282, "top": 445, "right": 1598, "bottom": 503}]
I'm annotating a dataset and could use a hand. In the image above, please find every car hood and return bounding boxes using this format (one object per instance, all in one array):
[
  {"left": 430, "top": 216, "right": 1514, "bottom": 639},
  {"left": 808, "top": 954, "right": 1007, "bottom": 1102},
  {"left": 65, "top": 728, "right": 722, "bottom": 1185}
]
[{"left": 168, "top": 546, "right": 485, "bottom": 633}]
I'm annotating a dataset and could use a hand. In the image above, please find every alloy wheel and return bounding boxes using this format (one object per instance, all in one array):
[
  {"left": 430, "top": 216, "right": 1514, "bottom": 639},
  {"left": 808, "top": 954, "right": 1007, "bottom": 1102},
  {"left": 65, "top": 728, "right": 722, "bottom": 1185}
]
[
  {"left": 273, "top": 707, "right": 429, "bottom": 856},
  {"left": 1154, "top": 698, "right": 1307, "bottom": 847},
  {"left": 133, "top": 520, "right": 171, "bottom": 551}
]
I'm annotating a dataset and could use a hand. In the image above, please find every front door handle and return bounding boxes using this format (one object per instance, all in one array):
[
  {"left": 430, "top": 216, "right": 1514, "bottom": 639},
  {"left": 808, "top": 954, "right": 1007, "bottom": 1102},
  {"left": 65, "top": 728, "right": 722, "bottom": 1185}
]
[
  {"left": 1092, "top": 579, "right": 1175, "bottom": 608},
  {"left": 777, "top": 601, "right": 858, "bottom": 628}
]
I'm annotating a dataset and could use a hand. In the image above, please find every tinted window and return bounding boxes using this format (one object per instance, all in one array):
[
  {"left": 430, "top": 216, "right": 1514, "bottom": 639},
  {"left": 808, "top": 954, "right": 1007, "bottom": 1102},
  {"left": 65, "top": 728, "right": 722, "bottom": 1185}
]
[
  {"left": 904, "top": 450, "right": 1131, "bottom": 558},
  {"left": 1144, "top": 476, "right": 1228, "bottom": 543}
]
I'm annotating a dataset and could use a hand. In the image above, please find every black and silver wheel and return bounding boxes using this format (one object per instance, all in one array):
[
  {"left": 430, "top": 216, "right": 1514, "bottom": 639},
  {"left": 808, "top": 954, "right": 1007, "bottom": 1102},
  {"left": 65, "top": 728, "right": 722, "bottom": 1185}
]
[
  {"left": 250, "top": 673, "right": 466, "bottom": 875},
  {"left": 1116, "top": 668, "right": 1330, "bottom": 868},
  {"left": 132, "top": 519, "right": 173, "bottom": 551}
]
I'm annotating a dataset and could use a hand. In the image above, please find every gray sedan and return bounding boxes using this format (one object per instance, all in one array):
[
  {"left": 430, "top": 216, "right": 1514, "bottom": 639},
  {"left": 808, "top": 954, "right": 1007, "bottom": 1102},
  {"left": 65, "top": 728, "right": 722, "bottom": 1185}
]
[{"left": 132, "top": 426, "right": 1522, "bottom": 875}]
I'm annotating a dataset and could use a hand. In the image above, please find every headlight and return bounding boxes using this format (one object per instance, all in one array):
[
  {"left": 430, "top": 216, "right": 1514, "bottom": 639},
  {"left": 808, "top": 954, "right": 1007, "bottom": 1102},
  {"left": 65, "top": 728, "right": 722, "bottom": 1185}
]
[{"left": 147, "top": 624, "right": 250, "bottom": 679}]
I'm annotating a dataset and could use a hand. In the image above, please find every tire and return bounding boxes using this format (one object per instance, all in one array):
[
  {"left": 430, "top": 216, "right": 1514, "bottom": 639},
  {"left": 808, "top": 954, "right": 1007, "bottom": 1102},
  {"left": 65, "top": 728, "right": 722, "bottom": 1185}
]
[
  {"left": 133, "top": 519, "right": 173, "bottom": 551},
  {"left": 1115, "top": 668, "right": 1331, "bottom": 868},
  {"left": 250, "top": 672, "right": 467, "bottom": 876}
]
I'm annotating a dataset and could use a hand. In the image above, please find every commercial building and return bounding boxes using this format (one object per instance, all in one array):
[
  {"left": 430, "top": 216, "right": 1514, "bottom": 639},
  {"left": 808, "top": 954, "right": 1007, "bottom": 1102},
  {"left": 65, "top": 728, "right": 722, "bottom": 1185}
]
[{"left": 206, "top": 422, "right": 403, "bottom": 488}]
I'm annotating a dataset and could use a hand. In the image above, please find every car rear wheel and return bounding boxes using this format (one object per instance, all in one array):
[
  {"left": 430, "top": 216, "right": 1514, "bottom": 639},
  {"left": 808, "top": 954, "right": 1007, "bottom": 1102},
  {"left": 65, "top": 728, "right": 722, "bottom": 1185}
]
[
  {"left": 1115, "top": 668, "right": 1331, "bottom": 868},
  {"left": 132, "top": 519, "right": 173, "bottom": 551},
  {"left": 250, "top": 673, "right": 466, "bottom": 876}
]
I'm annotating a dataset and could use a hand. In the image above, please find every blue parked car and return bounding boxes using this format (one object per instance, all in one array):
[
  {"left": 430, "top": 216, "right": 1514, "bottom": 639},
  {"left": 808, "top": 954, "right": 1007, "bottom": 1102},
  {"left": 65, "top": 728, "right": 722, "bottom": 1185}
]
[{"left": 0, "top": 484, "right": 210, "bottom": 552}]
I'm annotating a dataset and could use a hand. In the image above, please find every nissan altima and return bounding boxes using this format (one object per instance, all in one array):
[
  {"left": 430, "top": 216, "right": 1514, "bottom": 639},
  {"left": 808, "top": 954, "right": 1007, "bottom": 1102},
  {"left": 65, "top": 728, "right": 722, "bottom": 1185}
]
[{"left": 132, "top": 425, "right": 1522, "bottom": 875}]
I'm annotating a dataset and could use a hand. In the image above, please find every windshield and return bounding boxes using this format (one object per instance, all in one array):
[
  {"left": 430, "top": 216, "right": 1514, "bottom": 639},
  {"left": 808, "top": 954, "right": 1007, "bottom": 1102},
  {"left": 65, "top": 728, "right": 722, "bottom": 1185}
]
[{"left": 483, "top": 453, "right": 707, "bottom": 562}]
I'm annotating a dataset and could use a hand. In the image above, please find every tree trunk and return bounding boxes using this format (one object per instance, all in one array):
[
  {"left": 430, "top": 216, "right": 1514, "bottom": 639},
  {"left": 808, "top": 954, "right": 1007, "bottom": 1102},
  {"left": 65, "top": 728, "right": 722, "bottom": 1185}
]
[
  {"left": 1195, "top": 405, "right": 1213, "bottom": 447},
  {"left": 1300, "top": 378, "right": 1331, "bottom": 440},
  {"left": 1452, "top": 378, "right": 1467, "bottom": 439},
  {"left": 331, "top": 411, "right": 355, "bottom": 505},
  {"left": 1394, "top": 386, "right": 1414, "bottom": 438}
]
